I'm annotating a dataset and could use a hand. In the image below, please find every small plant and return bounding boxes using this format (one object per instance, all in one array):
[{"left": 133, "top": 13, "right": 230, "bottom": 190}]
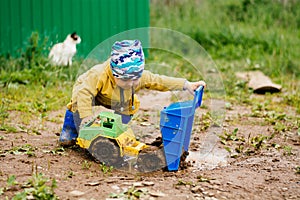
[
  {"left": 175, "top": 179, "right": 194, "bottom": 186},
  {"left": 283, "top": 145, "right": 293, "bottom": 156},
  {"left": 219, "top": 128, "right": 276, "bottom": 158},
  {"left": 8, "top": 144, "right": 36, "bottom": 157},
  {"left": 249, "top": 134, "right": 268, "bottom": 150},
  {"left": 0, "top": 125, "right": 17, "bottom": 133},
  {"left": 273, "top": 121, "right": 287, "bottom": 133},
  {"left": 0, "top": 175, "right": 19, "bottom": 196},
  {"left": 7, "top": 175, "right": 18, "bottom": 187},
  {"left": 12, "top": 173, "right": 58, "bottom": 200},
  {"left": 0, "top": 99, "right": 9, "bottom": 124},
  {"left": 82, "top": 160, "right": 92, "bottom": 170},
  {"left": 219, "top": 128, "right": 244, "bottom": 145},
  {"left": 199, "top": 112, "right": 212, "bottom": 131},
  {"left": 50, "top": 147, "right": 65, "bottom": 155},
  {"left": 295, "top": 166, "right": 300, "bottom": 174},
  {"left": 99, "top": 163, "right": 114, "bottom": 174},
  {"left": 66, "top": 171, "right": 75, "bottom": 178},
  {"left": 196, "top": 175, "right": 214, "bottom": 183},
  {"left": 109, "top": 186, "right": 148, "bottom": 199}
]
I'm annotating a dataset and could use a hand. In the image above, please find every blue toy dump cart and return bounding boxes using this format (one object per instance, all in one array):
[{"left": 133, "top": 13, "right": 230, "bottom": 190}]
[{"left": 160, "top": 86, "right": 204, "bottom": 171}]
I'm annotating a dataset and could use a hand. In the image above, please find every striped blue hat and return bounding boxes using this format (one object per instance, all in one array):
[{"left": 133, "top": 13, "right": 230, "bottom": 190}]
[{"left": 110, "top": 40, "right": 144, "bottom": 80}]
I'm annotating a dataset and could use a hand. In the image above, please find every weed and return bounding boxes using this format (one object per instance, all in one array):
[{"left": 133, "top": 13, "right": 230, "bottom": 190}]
[
  {"left": 250, "top": 135, "right": 268, "bottom": 150},
  {"left": 7, "top": 175, "right": 18, "bottom": 187},
  {"left": 124, "top": 186, "right": 148, "bottom": 199},
  {"left": 199, "top": 112, "right": 212, "bottom": 131},
  {"left": 175, "top": 179, "right": 194, "bottom": 186},
  {"left": 265, "top": 112, "right": 287, "bottom": 125},
  {"left": 0, "top": 175, "right": 19, "bottom": 196},
  {"left": 12, "top": 173, "right": 58, "bottom": 200},
  {"left": 99, "top": 163, "right": 114, "bottom": 174},
  {"left": 66, "top": 171, "right": 75, "bottom": 179},
  {"left": 0, "top": 174, "right": 58, "bottom": 199},
  {"left": 196, "top": 175, "right": 214, "bottom": 183},
  {"left": 283, "top": 146, "right": 293, "bottom": 156},
  {"left": 224, "top": 146, "right": 232, "bottom": 153},
  {"left": 219, "top": 128, "right": 276, "bottom": 157},
  {"left": 109, "top": 186, "right": 148, "bottom": 199},
  {"left": 82, "top": 160, "right": 92, "bottom": 170},
  {"left": 219, "top": 128, "right": 244, "bottom": 145},
  {"left": 0, "top": 99, "right": 9, "bottom": 124},
  {"left": 273, "top": 121, "right": 287, "bottom": 133},
  {"left": 49, "top": 147, "right": 65, "bottom": 155},
  {"left": 283, "top": 92, "right": 300, "bottom": 114},
  {"left": 271, "top": 143, "right": 281, "bottom": 150},
  {"left": 225, "top": 102, "right": 233, "bottom": 110},
  {"left": 295, "top": 166, "right": 300, "bottom": 174},
  {"left": 6, "top": 144, "right": 37, "bottom": 157},
  {"left": 0, "top": 125, "right": 18, "bottom": 133}
]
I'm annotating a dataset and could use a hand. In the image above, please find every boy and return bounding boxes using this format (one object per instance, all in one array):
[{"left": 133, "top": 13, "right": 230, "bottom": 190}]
[{"left": 59, "top": 40, "right": 206, "bottom": 146}]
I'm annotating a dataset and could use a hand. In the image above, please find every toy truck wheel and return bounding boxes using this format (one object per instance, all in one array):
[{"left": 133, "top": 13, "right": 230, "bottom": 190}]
[
  {"left": 137, "top": 147, "right": 166, "bottom": 172},
  {"left": 89, "top": 137, "right": 121, "bottom": 167}
]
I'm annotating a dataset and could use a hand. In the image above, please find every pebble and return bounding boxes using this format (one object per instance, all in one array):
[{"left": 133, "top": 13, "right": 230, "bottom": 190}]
[
  {"left": 191, "top": 186, "right": 204, "bottom": 193},
  {"left": 70, "top": 190, "right": 85, "bottom": 197},
  {"left": 210, "top": 180, "right": 221, "bottom": 185},
  {"left": 149, "top": 191, "right": 165, "bottom": 197},
  {"left": 143, "top": 181, "right": 155, "bottom": 186},
  {"left": 111, "top": 185, "right": 120, "bottom": 191},
  {"left": 204, "top": 197, "right": 218, "bottom": 200},
  {"left": 133, "top": 182, "right": 144, "bottom": 187},
  {"left": 227, "top": 181, "right": 233, "bottom": 185},
  {"left": 208, "top": 192, "right": 215, "bottom": 197}
]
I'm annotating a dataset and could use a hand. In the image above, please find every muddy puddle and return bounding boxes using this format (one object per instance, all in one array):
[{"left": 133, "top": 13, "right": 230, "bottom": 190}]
[{"left": 187, "top": 126, "right": 229, "bottom": 170}]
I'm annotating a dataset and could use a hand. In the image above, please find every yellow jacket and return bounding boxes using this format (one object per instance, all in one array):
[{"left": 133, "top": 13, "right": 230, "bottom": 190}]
[{"left": 67, "top": 59, "right": 186, "bottom": 118}]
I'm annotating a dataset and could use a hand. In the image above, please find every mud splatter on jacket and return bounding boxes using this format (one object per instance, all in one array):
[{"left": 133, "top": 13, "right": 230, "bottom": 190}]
[{"left": 67, "top": 59, "right": 186, "bottom": 119}]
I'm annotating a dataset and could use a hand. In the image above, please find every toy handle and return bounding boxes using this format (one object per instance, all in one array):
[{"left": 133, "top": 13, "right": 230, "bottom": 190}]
[{"left": 193, "top": 85, "right": 204, "bottom": 109}]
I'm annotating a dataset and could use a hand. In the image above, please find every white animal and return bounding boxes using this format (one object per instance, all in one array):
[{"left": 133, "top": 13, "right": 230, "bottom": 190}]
[{"left": 48, "top": 32, "right": 81, "bottom": 66}]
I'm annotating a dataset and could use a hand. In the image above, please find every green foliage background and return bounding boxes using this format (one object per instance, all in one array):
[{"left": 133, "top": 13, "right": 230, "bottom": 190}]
[
  {"left": 150, "top": 0, "right": 300, "bottom": 113},
  {"left": 151, "top": 0, "right": 300, "bottom": 78}
]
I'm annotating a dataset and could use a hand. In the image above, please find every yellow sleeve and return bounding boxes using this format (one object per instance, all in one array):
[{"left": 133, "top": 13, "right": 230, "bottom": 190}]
[
  {"left": 139, "top": 70, "right": 186, "bottom": 91},
  {"left": 76, "top": 73, "right": 101, "bottom": 118}
]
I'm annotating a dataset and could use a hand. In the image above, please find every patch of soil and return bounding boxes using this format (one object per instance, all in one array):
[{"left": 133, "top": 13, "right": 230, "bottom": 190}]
[{"left": 1, "top": 91, "right": 299, "bottom": 199}]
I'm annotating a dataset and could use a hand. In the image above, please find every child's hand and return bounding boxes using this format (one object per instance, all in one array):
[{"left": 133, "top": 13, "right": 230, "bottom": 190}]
[{"left": 184, "top": 80, "right": 206, "bottom": 95}]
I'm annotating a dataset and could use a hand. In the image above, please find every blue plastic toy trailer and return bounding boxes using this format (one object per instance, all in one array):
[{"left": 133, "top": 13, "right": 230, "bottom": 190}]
[{"left": 160, "top": 86, "right": 204, "bottom": 171}]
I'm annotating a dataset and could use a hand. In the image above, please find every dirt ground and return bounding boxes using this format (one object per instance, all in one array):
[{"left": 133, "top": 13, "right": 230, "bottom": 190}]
[{"left": 0, "top": 91, "right": 299, "bottom": 200}]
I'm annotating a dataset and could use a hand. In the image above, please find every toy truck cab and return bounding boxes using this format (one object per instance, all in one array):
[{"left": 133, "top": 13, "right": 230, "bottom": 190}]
[
  {"left": 77, "top": 112, "right": 128, "bottom": 147},
  {"left": 77, "top": 112, "right": 147, "bottom": 166}
]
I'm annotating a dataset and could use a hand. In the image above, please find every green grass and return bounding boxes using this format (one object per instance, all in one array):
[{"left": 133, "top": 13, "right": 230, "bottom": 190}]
[
  {"left": 0, "top": 31, "right": 81, "bottom": 128},
  {"left": 150, "top": 0, "right": 300, "bottom": 110},
  {"left": 150, "top": 0, "right": 300, "bottom": 78}
]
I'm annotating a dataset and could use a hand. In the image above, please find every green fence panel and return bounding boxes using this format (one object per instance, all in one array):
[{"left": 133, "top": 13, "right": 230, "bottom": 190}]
[{"left": 0, "top": 0, "right": 149, "bottom": 58}]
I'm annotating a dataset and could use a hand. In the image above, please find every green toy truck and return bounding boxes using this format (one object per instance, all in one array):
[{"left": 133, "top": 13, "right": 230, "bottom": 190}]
[{"left": 76, "top": 111, "right": 153, "bottom": 168}]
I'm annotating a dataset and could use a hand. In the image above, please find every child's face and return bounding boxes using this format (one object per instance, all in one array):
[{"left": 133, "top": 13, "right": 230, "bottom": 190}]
[{"left": 114, "top": 77, "right": 140, "bottom": 90}]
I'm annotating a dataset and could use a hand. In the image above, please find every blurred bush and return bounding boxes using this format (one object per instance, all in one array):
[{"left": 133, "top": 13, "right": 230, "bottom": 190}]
[{"left": 150, "top": 0, "right": 300, "bottom": 78}]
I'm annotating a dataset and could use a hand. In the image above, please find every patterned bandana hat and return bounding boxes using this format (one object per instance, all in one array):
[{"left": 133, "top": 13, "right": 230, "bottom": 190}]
[{"left": 110, "top": 40, "right": 145, "bottom": 80}]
